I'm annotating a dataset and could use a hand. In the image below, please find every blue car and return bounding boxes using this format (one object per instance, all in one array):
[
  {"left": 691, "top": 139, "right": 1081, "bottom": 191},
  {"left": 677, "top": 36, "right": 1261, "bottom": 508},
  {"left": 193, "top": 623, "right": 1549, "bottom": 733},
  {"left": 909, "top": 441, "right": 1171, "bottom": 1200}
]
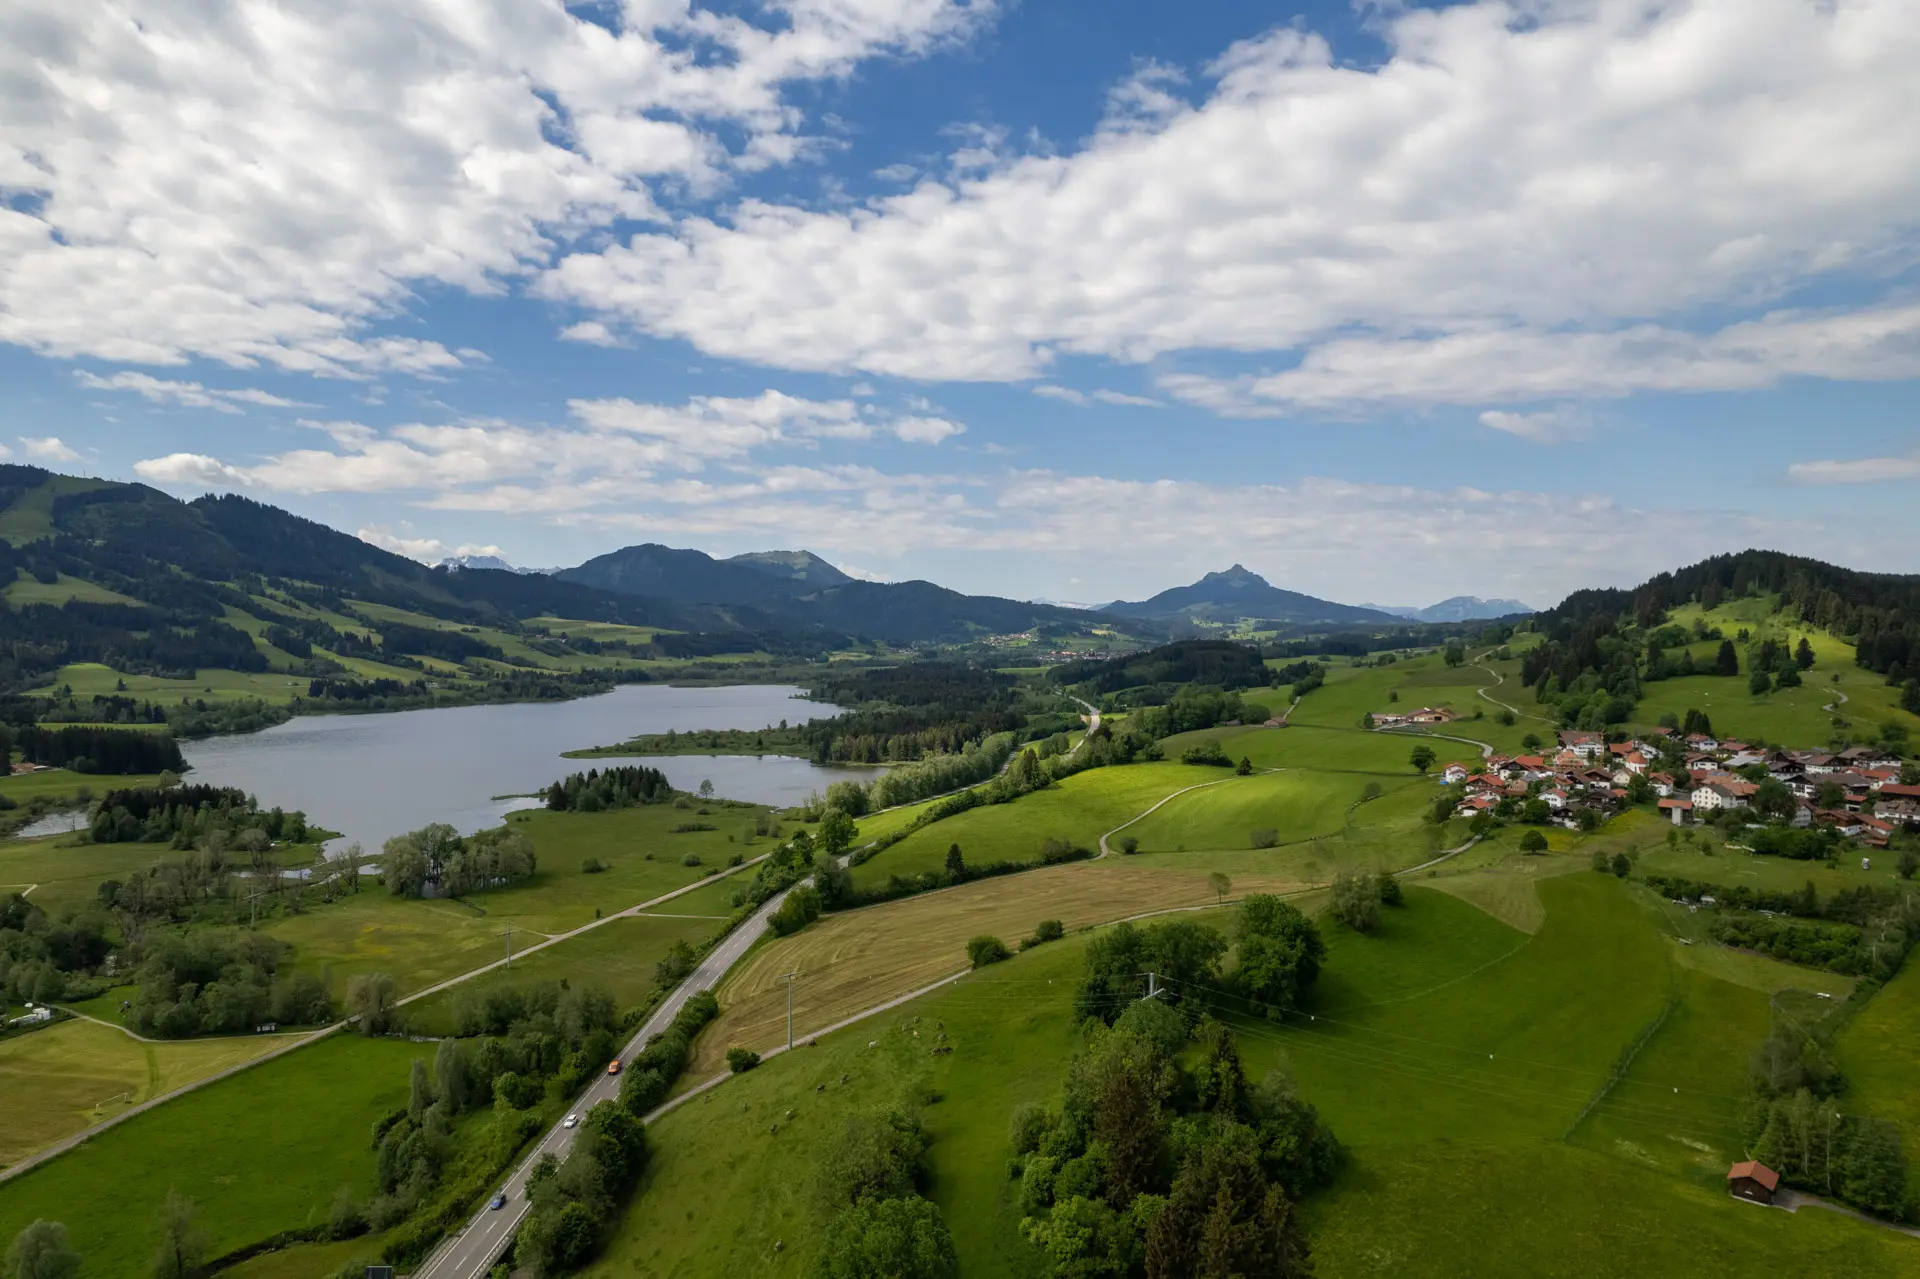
[{"left": 489, "top": 1193, "right": 507, "bottom": 1210}]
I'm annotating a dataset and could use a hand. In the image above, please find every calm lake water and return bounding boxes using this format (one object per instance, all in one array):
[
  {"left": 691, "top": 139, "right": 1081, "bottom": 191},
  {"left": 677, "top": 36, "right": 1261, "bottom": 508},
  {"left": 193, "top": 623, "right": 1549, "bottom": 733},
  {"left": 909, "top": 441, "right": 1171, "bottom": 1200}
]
[{"left": 176, "top": 684, "right": 867, "bottom": 855}]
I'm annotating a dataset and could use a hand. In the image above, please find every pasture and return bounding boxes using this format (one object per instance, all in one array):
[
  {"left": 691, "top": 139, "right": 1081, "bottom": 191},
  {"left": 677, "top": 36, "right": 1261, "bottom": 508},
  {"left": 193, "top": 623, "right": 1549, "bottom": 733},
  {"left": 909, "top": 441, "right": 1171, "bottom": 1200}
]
[
  {"left": 1161, "top": 722, "right": 1480, "bottom": 773},
  {"left": 1124, "top": 768, "right": 1406, "bottom": 852},
  {"left": 0, "top": 1018, "right": 289, "bottom": 1168},
  {"left": 28, "top": 662, "right": 311, "bottom": 705},
  {"left": 1835, "top": 959, "right": 1920, "bottom": 1194},
  {"left": 591, "top": 873, "right": 1917, "bottom": 1277},
  {"left": 0, "top": 1032, "right": 423, "bottom": 1277},
  {"left": 849, "top": 762, "right": 1231, "bottom": 888},
  {"left": 266, "top": 805, "right": 767, "bottom": 995},
  {"left": 693, "top": 860, "right": 1306, "bottom": 1076},
  {"left": 401, "top": 911, "right": 727, "bottom": 1035},
  {"left": 3, "top": 574, "right": 142, "bottom": 608}
]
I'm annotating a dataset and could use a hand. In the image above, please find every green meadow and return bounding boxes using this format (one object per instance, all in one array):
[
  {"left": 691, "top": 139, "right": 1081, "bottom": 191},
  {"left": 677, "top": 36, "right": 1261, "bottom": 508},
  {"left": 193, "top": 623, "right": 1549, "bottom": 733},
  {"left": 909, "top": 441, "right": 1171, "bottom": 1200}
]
[
  {"left": 586, "top": 873, "right": 1919, "bottom": 1278},
  {"left": 0, "top": 1033, "right": 423, "bottom": 1277},
  {"left": 848, "top": 762, "right": 1230, "bottom": 888},
  {"left": 265, "top": 803, "right": 774, "bottom": 996},
  {"left": 401, "top": 911, "right": 727, "bottom": 1035},
  {"left": 1124, "top": 768, "right": 1413, "bottom": 853},
  {"left": 1836, "top": 960, "right": 1920, "bottom": 1195}
]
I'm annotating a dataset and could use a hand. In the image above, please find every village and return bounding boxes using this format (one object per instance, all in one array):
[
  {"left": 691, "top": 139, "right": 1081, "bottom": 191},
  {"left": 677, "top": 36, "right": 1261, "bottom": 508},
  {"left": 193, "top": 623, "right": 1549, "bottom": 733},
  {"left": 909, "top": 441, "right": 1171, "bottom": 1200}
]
[{"left": 1373, "top": 706, "right": 1920, "bottom": 850}]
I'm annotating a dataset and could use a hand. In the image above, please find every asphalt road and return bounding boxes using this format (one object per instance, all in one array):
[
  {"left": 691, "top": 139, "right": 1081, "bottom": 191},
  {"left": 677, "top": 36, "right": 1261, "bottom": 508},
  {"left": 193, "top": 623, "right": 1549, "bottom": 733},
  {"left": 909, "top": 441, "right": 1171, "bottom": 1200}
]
[
  {"left": 416, "top": 703, "right": 1103, "bottom": 1276},
  {"left": 414, "top": 883, "right": 794, "bottom": 1279}
]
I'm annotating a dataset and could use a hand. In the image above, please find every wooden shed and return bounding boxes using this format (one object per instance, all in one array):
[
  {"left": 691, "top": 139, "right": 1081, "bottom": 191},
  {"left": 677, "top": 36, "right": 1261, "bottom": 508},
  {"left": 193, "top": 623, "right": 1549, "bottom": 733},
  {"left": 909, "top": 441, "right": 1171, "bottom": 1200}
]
[{"left": 1727, "top": 1160, "right": 1780, "bottom": 1205}]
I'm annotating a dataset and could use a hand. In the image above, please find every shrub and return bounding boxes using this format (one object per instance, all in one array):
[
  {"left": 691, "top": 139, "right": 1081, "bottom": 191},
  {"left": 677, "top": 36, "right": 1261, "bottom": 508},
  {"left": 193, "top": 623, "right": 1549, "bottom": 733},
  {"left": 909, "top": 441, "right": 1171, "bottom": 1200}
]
[
  {"left": 1022, "top": 919, "right": 1065, "bottom": 950},
  {"left": 1117, "top": 835, "right": 1139, "bottom": 855},
  {"left": 680, "top": 852, "right": 702, "bottom": 868},
  {"left": 1249, "top": 828, "right": 1278, "bottom": 849},
  {"left": 1591, "top": 850, "right": 1611, "bottom": 873},
  {"left": 1180, "top": 741, "right": 1232, "bottom": 767},
  {"left": 1519, "top": 829, "right": 1548, "bottom": 854},
  {"left": 967, "top": 935, "right": 1011, "bottom": 969},
  {"left": 727, "top": 1047, "right": 761, "bottom": 1073},
  {"left": 581, "top": 857, "right": 605, "bottom": 874},
  {"left": 1611, "top": 852, "right": 1632, "bottom": 878}
]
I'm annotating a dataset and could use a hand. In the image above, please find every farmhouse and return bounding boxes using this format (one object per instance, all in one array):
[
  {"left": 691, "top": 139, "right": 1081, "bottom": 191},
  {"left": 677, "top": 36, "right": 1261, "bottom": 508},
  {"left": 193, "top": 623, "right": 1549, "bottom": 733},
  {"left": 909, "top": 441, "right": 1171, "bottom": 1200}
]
[
  {"left": 1405, "top": 707, "right": 1456, "bottom": 724},
  {"left": 1727, "top": 1161, "right": 1780, "bottom": 1205},
  {"left": 1691, "top": 780, "right": 1756, "bottom": 811},
  {"left": 1442, "top": 762, "right": 1470, "bottom": 785}
]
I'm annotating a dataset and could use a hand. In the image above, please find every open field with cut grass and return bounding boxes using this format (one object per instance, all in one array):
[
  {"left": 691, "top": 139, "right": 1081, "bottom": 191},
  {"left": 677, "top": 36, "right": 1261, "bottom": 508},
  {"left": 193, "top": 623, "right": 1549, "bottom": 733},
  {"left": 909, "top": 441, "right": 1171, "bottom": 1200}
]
[
  {"left": 1125, "top": 768, "right": 1410, "bottom": 852},
  {"left": 1836, "top": 959, "right": 1920, "bottom": 1194},
  {"left": 695, "top": 860, "right": 1307, "bottom": 1075},
  {"left": 0, "top": 1032, "right": 422, "bottom": 1276},
  {"left": 402, "top": 911, "right": 726, "bottom": 1035},
  {"left": 1282, "top": 651, "right": 1540, "bottom": 757},
  {"left": 0, "top": 1018, "right": 290, "bottom": 1169},
  {"left": 595, "top": 873, "right": 1918, "bottom": 1277},
  {"left": 849, "top": 762, "right": 1230, "bottom": 888}
]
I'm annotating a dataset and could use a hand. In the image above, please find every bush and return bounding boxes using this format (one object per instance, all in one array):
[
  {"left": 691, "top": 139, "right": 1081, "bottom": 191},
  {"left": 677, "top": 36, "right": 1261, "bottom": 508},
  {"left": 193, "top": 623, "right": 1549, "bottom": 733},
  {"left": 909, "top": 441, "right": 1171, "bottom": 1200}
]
[
  {"left": 1249, "top": 828, "right": 1278, "bottom": 848},
  {"left": 1519, "top": 829, "right": 1548, "bottom": 854},
  {"left": 967, "top": 935, "right": 1011, "bottom": 969},
  {"left": 680, "top": 852, "right": 702, "bottom": 867},
  {"left": 1117, "top": 835, "right": 1139, "bottom": 855},
  {"left": 1180, "top": 741, "right": 1232, "bottom": 767},
  {"left": 1022, "top": 919, "right": 1065, "bottom": 950},
  {"left": 727, "top": 1047, "right": 761, "bottom": 1073},
  {"left": 769, "top": 885, "right": 823, "bottom": 936},
  {"left": 1591, "top": 850, "right": 1611, "bottom": 873},
  {"left": 581, "top": 857, "right": 605, "bottom": 874}
]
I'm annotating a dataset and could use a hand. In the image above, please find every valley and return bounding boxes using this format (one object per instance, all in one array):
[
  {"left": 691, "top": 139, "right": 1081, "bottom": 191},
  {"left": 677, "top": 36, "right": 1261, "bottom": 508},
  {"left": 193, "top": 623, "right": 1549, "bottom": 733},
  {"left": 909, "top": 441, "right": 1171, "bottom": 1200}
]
[{"left": 0, "top": 471, "right": 1917, "bottom": 1279}]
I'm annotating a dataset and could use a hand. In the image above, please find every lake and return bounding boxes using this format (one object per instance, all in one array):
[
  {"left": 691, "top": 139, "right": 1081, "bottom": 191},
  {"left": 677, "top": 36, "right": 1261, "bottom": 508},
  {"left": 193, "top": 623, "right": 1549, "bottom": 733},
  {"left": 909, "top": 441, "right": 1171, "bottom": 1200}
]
[{"left": 177, "top": 684, "right": 869, "bottom": 855}]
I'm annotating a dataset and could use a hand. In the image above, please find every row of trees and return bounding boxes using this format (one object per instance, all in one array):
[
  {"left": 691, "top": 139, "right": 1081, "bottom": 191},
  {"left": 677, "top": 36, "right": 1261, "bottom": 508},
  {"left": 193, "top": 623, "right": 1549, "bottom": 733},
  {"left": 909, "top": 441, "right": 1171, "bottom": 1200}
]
[
  {"left": 88, "top": 783, "right": 311, "bottom": 850},
  {"left": 15, "top": 724, "right": 186, "bottom": 774},
  {"left": 128, "top": 930, "right": 332, "bottom": 1037}
]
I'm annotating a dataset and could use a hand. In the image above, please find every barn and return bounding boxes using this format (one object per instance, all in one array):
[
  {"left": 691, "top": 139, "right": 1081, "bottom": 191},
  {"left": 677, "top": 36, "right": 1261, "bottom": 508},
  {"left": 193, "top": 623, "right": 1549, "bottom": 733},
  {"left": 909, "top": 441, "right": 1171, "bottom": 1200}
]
[{"left": 1727, "top": 1160, "right": 1780, "bottom": 1205}]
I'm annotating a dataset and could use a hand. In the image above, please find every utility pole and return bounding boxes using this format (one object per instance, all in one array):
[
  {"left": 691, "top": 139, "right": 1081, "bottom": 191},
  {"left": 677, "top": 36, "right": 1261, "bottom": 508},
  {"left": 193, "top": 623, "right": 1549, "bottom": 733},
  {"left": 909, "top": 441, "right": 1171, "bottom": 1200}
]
[
  {"left": 779, "top": 971, "right": 802, "bottom": 1049},
  {"left": 497, "top": 922, "right": 514, "bottom": 970},
  {"left": 1143, "top": 971, "right": 1159, "bottom": 1001}
]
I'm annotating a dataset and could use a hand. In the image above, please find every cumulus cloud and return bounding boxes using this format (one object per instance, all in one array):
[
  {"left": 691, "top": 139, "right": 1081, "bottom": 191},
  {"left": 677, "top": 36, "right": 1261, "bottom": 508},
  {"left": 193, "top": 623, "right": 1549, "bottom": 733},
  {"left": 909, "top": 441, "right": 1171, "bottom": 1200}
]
[
  {"left": 75, "top": 370, "right": 306, "bottom": 412},
  {"left": 19, "top": 437, "right": 82, "bottom": 463},
  {"left": 132, "top": 391, "right": 969, "bottom": 499},
  {"left": 0, "top": 0, "right": 992, "bottom": 375},
  {"left": 357, "top": 527, "right": 506, "bottom": 564},
  {"left": 546, "top": 0, "right": 1920, "bottom": 406}
]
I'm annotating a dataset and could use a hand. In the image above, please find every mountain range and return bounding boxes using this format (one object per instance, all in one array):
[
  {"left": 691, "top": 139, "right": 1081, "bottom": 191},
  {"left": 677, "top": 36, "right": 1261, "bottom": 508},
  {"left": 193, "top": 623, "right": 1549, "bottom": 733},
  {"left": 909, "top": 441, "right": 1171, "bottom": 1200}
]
[
  {"left": 1356, "top": 597, "right": 1535, "bottom": 622},
  {"left": 1100, "top": 565, "right": 1400, "bottom": 626}
]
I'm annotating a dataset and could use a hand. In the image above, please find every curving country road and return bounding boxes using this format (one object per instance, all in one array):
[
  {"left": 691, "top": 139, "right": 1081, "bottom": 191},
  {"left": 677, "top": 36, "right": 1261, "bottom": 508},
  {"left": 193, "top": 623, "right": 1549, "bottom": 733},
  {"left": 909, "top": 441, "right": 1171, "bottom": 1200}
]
[{"left": 420, "top": 700, "right": 1105, "bottom": 1277}]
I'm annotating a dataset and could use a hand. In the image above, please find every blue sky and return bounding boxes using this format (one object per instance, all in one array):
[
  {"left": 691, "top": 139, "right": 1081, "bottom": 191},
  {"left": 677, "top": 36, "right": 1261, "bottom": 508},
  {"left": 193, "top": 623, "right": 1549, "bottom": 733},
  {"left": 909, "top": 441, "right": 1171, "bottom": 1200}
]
[{"left": 4, "top": 0, "right": 1918, "bottom": 609}]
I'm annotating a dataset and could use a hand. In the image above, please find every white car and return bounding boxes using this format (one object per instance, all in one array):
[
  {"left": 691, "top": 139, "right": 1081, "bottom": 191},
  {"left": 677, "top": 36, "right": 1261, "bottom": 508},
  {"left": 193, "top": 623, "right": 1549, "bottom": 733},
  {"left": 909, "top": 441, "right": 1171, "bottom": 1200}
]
[{"left": 563, "top": 1113, "right": 579, "bottom": 1129}]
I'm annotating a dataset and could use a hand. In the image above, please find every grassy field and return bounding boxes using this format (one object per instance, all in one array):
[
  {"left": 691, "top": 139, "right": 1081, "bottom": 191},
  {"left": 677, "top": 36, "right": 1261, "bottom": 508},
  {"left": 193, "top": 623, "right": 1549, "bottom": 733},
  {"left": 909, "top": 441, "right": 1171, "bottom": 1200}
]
[
  {"left": 1161, "top": 723, "right": 1481, "bottom": 773},
  {"left": 694, "top": 860, "right": 1307, "bottom": 1076},
  {"left": 0, "top": 476, "right": 110, "bottom": 544},
  {"left": 1835, "top": 959, "right": 1920, "bottom": 1194},
  {"left": 1125, "top": 768, "right": 1409, "bottom": 852},
  {"left": 401, "top": 911, "right": 727, "bottom": 1035},
  {"left": 0, "top": 1032, "right": 423, "bottom": 1276},
  {"left": 1283, "top": 651, "right": 1539, "bottom": 757},
  {"left": 0, "top": 768, "right": 165, "bottom": 805},
  {"left": 29, "top": 662, "right": 311, "bottom": 704},
  {"left": 4, "top": 574, "right": 143, "bottom": 608},
  {"left": 850, "top": 763, "right": 1231, "bottom": 889},
  {"left": 592, "top": 874, "right": 1918, "bottom": 1277},
  {"left": 0, "top": 1019, "right": 291, "bottom": 1169},
  {"left": 266, "top": 805, "right": 771, "bottom": 996},
  {"left": 1, "top": 815, "right": 315, "bottom": 918}
]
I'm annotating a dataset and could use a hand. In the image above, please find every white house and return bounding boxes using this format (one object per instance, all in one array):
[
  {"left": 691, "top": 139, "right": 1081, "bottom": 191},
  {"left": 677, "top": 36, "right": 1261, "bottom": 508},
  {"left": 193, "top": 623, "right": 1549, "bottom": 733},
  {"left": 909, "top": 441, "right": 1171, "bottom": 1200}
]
[{"left": 1442, "top": 762, "right": 1470, "bottom": 785}]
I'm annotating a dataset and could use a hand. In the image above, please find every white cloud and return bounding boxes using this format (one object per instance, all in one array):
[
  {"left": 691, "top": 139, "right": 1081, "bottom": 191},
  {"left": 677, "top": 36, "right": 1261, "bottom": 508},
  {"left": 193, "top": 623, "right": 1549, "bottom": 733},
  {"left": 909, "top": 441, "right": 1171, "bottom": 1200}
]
[
  {"left": 873, "top": 164, "right": 918, "bottom": 183},
  {"left": 835, "top": 563, "right": 891, "bottom": 582},
  {"left": 1032, "top": 386, "right": 1090, "bottom": 406},
  {"left": 357, "top": 527, "right": 505, "bottom": 564},
  {"left": 1788, "top": 454, "right": 1920, "bottom": 485},
  {"left": 0, "top": 0, "right": 992, "bottom": 376},
  {"left": 132, "top": 391, "right": 970, "bottom": 499},
  {"left": 890, "top": 416, "right": 964, "bottom": 444},
  {"left": 19, "top": 437, "right": 82, "bottom": 463},
  {"left": 557, "top": 322, "right": 622, "bottom": 348},
  {"left": 1034, "top": 385, "right": 1163, "bottom": 408},
  {"left": 1477, "top": 407, "right": 1588, "bottom": 445},
  {"left": 75, "top": 370, "right": 305, "bottom": 412},
  {"left": 546, "top": 0, "right": 1920, "bottom": 406}
]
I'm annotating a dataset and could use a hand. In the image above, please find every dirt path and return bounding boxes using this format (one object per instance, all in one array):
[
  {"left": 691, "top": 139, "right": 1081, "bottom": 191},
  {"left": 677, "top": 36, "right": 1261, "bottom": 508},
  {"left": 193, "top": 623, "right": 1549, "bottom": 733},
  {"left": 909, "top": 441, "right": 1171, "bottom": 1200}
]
[
  {"left": 1097, "top": 774, "right": 1250, "bottom": 857},
  {"left": 1472, "top": 653, "right": 1554, "bottom": 725},
  {"left": 1822, "top": 687, "right": 1850, "bottom": 713}
]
